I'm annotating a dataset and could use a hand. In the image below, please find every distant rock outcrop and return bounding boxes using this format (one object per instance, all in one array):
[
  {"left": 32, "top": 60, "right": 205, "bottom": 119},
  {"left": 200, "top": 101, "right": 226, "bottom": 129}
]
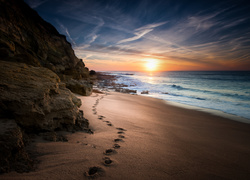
[{"left": 0, "top": 0, "right": 94, "bottom": 174}]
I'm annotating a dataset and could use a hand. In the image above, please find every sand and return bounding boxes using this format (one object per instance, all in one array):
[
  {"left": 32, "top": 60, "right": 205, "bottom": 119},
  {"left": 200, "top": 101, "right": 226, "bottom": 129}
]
[{"left": 1, "top": 91, "right": 250, "bottom": 179}]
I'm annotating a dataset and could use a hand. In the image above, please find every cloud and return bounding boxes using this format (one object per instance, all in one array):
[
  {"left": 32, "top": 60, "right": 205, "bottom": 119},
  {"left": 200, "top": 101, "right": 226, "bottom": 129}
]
[
  {"left": 89, "top": 35, "right": 99, "bottom": 44},
  {"left": 117, "top": 29, "right": 153, "bottom": 44},
  {"left": 222, "top": 18, "right": 247, "bottom": 29},
  {"left": 117, "top": 21, "right": 167, "bottom": 44},
  {"left": 25, "top": 0, "right": 48, "bottom": 8},
  {"left": 85, "top": 17, "right": 104, "bottom": 44},
  {"left": 56, "top": 20, "right": 76, "bottom": 46},
  {"left": 75, "top": 43, "right": 143, "bottom": 56},
  {"left": 135, "top": 21, "right": 168, "bottom": 31}
]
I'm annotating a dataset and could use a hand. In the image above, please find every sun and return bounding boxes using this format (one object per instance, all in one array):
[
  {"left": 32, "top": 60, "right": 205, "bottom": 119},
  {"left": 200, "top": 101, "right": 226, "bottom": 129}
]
[{"left": 145, "top": 59, "right": 158, "bottom": 71}]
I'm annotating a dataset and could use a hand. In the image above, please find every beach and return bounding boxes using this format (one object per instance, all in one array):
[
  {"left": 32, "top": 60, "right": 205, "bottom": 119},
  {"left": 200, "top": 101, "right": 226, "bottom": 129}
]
[{"left": 2, "top": 91, "right": 250, "bottom": 179}]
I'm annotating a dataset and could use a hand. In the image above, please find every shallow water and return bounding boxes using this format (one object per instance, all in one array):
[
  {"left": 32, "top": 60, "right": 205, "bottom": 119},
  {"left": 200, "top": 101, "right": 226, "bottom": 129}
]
[{"left": 110, "top": 71, "right": 250, "bottom": 121}]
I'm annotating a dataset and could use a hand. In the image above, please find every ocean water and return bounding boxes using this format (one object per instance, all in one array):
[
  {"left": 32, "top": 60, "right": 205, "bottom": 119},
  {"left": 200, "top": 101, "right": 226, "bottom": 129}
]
[{"left": 110, "top": 71, "right": 250, "bottom": 121}]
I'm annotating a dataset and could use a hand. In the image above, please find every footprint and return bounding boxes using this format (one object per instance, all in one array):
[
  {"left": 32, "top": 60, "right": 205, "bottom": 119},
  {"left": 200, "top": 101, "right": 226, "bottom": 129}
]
[
  {"left": 104, "top": 148, "right": 117, "bottom": 155},
  {"left": 118, "top": 135, "right": 125, "bottom": 138},
  {"left": 107, "top": 123, "right": 113, "bottom": 126},
  {"left": 84, "top": 166, "right": 105, "bottom": 178},
  {"left": 117, "top": 131, "right": 124, "bottom": 134},
  {"left": 98, "top": 115, "right": 105, "bottom": 120},
  {"left": 113, "top": 144, "right": 121, "bottom": 149},
  {"left": 114, "top": 138, "right": 123, "bottom": 142},
  {"left": 104, "top": 121, "right": 111, "bottom": 123},
  {"left": 102, "top": 157, "right": 114, "bottom": 166},
  {"left": 116, "top": 128, "right": 127, "bottom": 131}
]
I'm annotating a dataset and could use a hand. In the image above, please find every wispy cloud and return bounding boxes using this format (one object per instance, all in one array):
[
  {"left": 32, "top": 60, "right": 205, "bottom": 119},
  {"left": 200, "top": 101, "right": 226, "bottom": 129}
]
[
  {"left": 56, "top": 20, "right": 76, "bottom": 46},
  {"left": 25, "top": 0, "right": 48, "bottom": 8},
  {"left": 136, "top": 21, "right": 168, "bottom": 31},
  {"left": 117, "top": 29, "right": 153, "bottom": 44},
  {"left": 117, "top": 21, "right": 167, "bottom": 44},
  {"left": 89, "top": 35, "right": 99, "bottom": 44},
  {"left": 85, "top": 17, "right": 104, "bottom": 44}
]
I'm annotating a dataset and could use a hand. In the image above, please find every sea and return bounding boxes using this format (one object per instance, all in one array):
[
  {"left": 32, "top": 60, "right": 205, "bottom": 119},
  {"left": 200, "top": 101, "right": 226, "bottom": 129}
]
[{"left": 108, "top": 71, "right": 250, "bottom": 122}]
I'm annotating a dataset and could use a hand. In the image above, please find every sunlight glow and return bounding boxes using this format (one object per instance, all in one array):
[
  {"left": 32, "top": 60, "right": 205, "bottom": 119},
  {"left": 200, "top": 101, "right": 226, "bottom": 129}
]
[{"left": 145, "top": 59, "right": 158, "bottom": 71}]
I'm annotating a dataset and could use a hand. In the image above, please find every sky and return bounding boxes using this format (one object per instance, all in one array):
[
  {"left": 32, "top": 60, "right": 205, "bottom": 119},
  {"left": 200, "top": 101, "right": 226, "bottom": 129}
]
[{"left": 24, "top": 0, "right": 250, "bottom": 71}]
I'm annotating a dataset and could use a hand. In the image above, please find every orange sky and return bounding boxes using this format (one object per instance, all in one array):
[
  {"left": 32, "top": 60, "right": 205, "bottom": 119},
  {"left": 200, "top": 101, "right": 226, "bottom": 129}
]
[{"left": 79, "top": 53, "right": 250, "bottom": 72}]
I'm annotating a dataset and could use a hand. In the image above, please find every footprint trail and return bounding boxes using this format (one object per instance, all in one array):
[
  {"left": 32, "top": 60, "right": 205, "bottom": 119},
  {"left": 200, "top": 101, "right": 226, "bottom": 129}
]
[{"left": 85, "top": 92, "right": 128, "bottom": 178}]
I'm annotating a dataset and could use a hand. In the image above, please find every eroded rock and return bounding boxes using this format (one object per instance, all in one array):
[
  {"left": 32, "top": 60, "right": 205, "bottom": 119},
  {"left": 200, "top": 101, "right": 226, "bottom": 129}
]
[
  {"left": 0, "top": 119, "right": 33, "bottom": 174},
  {"left": 0, "top": 0, "right": 93, "bottom": 95},
  {"left": 66, "top": 79, "right": 93, "bottom": 96},
  {"left": 0, "top": 61, "right": 89, "bottom": 132}
]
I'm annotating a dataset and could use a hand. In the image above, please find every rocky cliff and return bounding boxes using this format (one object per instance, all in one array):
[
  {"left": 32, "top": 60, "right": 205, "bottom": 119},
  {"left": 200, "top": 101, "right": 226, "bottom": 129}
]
[
  {"left": 0, "top": 0, "right": 93, "bottom": 174},
  {"left": 0, "top": 0, "right": 92, "bottom": 96}
]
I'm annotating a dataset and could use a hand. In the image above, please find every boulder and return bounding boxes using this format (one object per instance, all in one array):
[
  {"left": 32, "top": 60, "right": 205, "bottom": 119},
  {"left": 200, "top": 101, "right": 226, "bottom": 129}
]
[
  {"left": 0, "top": 61, "right": 89, "bottom": 132},
  {"left": 66, "top": 79, "right": 93, "bottom": 96},
  {"left": 141, "top": 90, "right": 149, "bottom": 94},
  {"left": 0, "top": 119, "right": 33, "bottom": 174},
  {"left": 115, "top": 88, "right": 137, "bottom": 94}
]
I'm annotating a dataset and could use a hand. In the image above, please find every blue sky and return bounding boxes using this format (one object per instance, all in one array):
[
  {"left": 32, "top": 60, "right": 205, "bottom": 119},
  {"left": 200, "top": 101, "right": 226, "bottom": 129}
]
[{"left": 24, "top": 0, "right": 250, "bottom": 71}]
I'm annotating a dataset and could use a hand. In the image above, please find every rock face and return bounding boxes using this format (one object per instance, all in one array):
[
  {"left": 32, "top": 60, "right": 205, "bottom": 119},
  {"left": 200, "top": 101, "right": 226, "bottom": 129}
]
[
  {"left": 0, "top": 119, "right": 33, "bottom": 173},
  {"left": 0, "top": 61, "right": 89, "bottom": 132},
  {"left": 0, "top": 0, "right": 93, "bottom": 174},
  {"left": 0, "top": 61, "right": 90, "bottom": 173},
  {"left": 0, "top": 0, "right": 93, "bottom": 96},
  {"left": 66, "top": 79, "right": 93, "bottom": 96}
]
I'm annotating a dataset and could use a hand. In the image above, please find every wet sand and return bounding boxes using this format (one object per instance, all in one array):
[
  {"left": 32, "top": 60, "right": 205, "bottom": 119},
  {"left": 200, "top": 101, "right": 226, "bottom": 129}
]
[{"left": 2, "top": 92, "right": 250, "bottom": 179}]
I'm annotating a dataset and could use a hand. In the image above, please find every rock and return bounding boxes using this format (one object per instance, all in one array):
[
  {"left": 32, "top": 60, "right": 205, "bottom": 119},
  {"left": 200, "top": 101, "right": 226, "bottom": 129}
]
[
  {"left": 0, "top": 0, "right": 93, "bottom": 174},
  {"left": 89, "top": 70, "right": 96, "bottom": 76},
  {"left": 115, "top": 88, "right": 137, "bottom": 94},
  {"left": 0, "top": 61, "right": 89, "bottom": 132},
  {"left": 71, "top": 95, "right": 82, "bottom": 108},
  {"left": 0, "top": 0, "right": 92, "bottom": 91},
  {"left": 92, "top": 89, "right": 104, "bottom": 94},
  {"left": 40, "top": 132, "right": 68, "bottom": 142},
  {"left": 141, "top": 90, "right": 149, "bottom": 94},
  {"left": 0, "top": 119, "right": 33, "bottom": 174},
  {"left": 66, "top": 79, "right": 93, "bottom": 96},
  {"left": 89, "top": 70, "right": 97, "bottom": 80}
]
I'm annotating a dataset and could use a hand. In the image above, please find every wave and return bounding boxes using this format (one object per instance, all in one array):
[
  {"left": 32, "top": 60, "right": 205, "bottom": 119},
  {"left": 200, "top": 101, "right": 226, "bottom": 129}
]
[
  {"left": 169, "top": 84, "right": 250, "bottom": 101},
  {"left": 117, "top": 75, "right": 250, "bottom": 101},
  {"left": 171, "top": 84, "right": 184, "bottom": 90},
  {"left": 111, "top": 71, "right": 250, "bottom": 119}
]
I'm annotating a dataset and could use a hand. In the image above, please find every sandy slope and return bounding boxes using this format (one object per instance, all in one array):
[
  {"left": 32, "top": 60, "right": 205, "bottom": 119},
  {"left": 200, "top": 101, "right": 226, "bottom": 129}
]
[{"left": 1, "top": 92, "right": 250, "bottom": 179}]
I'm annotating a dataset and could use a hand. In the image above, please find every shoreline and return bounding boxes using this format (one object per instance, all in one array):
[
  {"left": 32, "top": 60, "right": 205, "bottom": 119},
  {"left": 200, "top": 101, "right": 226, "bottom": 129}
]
[
  {"left": 163, "top": 98, "right": 250, "bottom": 124},
  {"left": 1, "top": 91, "right": 250, "bottom": 179},
  {"left": 104, "top": 89, "right": 250, "bottom": 124},
  {"left": 103, "top": 71, "right": 250, "bottom": 121}
]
